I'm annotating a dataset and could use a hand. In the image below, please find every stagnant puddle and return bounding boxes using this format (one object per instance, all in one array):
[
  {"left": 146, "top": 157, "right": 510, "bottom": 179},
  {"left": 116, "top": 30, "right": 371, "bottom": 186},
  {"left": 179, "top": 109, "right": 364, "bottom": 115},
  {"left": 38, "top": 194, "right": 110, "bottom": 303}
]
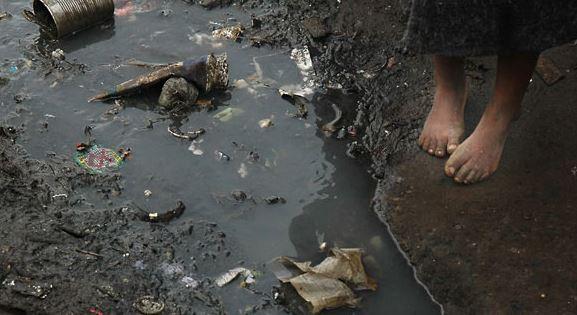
[{"left": 1, "top": 1, "right": 441, "bottom": 314}]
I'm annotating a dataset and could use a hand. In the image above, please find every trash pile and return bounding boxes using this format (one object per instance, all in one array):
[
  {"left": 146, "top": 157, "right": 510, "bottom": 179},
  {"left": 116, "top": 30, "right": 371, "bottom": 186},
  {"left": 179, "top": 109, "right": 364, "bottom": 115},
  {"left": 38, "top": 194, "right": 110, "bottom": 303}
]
[{"left": 271, "top": 248, "right": 377, "bottom": 313}]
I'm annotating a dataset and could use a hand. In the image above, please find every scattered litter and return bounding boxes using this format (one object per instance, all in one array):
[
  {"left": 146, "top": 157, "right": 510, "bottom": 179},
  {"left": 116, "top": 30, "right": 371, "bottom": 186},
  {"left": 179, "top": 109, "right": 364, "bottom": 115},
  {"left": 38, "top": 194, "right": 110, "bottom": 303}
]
[
  {"left": 52, "top": 193, "right": 68, "bottom": 199},
  {"left": 117, "top": 147, "right": 132, "bottom": 160},
  {"left": 2, "top": 276, "right": 53, "bottom": 299},
  {"left": 231, "top": 190, "right": 248, "bottom": 201},
  {"left": 134, "top": 295, "right": 165, "bottom": 315},
  {"left": 279, "top": 89, "right": 309, "bottom": 119},
  {"left": 212, "top": 25, "right": 243, "bottom": 41},
  {"left": 214, "top": 150, "right": 231, "bottom": 161},
  {"left": 25, "top": 0, "right": 114, "bottom": 39},
  {"left": 264, "top": 196, "right": 286, "bottom": 204},
  {"left": 74, "top": 144, "right": 124, "bottom": 174},
  {"left": 536, "top": 56, "right": 564, "bottom": 86},
  {"left": 213, "top": 107, "right": 244, "bottom": 122},
  {"left": 322, "top": 103, "right": 343, "bottom": 136},
  {"left": 141, "top": 201, "right": 186, "bottom": 223},
  {"left": 271, "top": 248, "right": 377, "bottom": 313},
  {"left": 51, "top": 49, "right": 65, "bottom": 61},
  {"left": 8, "top": 66, "right": 18, "bottom": 74},
  {"left": 89, "top": 54, "right": 229, "bottom": 102},
  {"left": 158, "top": 77, "right": 199, "bottom": 109},
  {"left": 336, "top": 128, "right": 347, "bottom": 140},
  {"left": 258, "top": 118, "right": 273, "bottom": 128},
  {"left": 215, "top": 267, "right": 255, "bottom": 287},
  {"left": 195, "top": 98, "right": 213, "bottom": 108},
  {"left": 44, "top": 114, "right": 56, "bottom": 118},
  {"left": 168, "top": 126, "right": 205, "bottom": 141},
  {"left": 238, "top": 163, "right": 248, "bottom": 178},
  {"left": 0, "top": 12, "right": 12, "bottom": 21},
  {"left": 181, "top": 276, "right": 200, "bottom": 289},
  {"left": 188, "top": 140, "right": 204, "bottom": 156},
  {"left": 386, "top": 56, "right": 397, "bottom": 69},
  {"left": 88, "top": 307, "right": 105, "bottom": 315},
  {"left": 144, "top": 190, "right": 152, "bottom": 198}
]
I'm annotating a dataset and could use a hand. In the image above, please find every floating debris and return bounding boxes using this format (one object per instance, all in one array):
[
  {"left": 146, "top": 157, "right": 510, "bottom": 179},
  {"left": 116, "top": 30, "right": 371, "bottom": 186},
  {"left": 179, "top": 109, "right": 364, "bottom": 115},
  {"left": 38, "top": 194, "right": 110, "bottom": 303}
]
[
  {"left": 188, "top": 140, "right": 204, "bottom": 156},
  {"left": 0, "top": 12, "right": 12, "bottom": 21},
  {"left": 144, "top": 190, "right": 152, "bottom": 198},
  {"left": 212, "top": 25, "right": 243, "bottom": 41},
  {"left": 141, "top": 201, "right": 186, "bottom": 223},
  {"left": 213, "top": 107, "right": 244, "bottom": 122},
  {"left": 214, "top": 150, "right": 231, "bottom": 162},
  {"left": 279, "top": 89, "right": 309, "bottom": 119},
  {"left": 231, "top": 190, "right": 248, "bottom": 202},
  {"left": 238, "top": 163, "right": 248, "bottom": 178},
  {"left": 51, "top": 49, "right": 65, "bottom": 61},
  {"left": 264, "top": 196, "right": 286, "bottom": 204},
  {"left": 271, "top": 248, "right": 377, "bottom": 314},
  {"left": 133, "top": 295, "right": 165, "bottom": 315},
  {"left": 89, "top": 54, "right": 228, "bottom": 102},
  {"left": 215, "top": 267, "right": 255, "bottom": 287},
  {"left": 73, "top": 145, "right": 124, "bottom": 174},
  {"left": 258, "top": 118, "right": 273, "bottom": 128},
  {"left": 321, "top": 103, "right": 343, "bottom": 136},
  {"left": 168, "top": 126, "right": 205, "bottom": 141}
]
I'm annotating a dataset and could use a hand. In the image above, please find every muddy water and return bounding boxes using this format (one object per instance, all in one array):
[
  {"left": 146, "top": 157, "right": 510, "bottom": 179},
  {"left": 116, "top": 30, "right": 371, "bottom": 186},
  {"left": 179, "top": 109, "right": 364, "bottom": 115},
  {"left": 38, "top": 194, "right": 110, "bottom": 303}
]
[{"left": 0, "top": 1, "right": 440, "bottom": 314}]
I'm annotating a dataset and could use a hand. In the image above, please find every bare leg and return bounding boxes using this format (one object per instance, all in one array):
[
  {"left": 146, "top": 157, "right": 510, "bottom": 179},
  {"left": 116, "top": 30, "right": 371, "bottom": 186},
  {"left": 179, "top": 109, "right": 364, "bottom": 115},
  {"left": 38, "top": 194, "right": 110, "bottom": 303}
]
[
  {"left": 445, "top": 53, "right": 538, "bottom": 184},
  {"left": 419, "top": 55, "right": 467, "bottom": 157}
]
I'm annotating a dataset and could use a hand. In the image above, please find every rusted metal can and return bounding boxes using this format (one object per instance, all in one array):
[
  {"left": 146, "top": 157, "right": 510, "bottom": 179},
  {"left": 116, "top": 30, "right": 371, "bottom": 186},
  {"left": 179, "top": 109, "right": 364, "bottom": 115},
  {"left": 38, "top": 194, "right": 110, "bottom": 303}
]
[{"left": 32, "top": 0, "right": 114, "bottom": 38}]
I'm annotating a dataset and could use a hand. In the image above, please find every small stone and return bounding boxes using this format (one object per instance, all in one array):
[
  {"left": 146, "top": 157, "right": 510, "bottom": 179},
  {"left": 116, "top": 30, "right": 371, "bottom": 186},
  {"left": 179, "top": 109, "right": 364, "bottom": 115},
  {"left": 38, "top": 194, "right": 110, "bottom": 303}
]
[{"left": 158, "top": 77, "right": 199, "bottom": 109}]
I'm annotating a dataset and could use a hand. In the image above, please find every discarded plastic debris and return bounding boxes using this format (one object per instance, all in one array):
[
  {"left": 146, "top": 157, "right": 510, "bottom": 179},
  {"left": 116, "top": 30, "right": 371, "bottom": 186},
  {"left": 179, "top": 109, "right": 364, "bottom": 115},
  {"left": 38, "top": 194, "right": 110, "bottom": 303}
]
[
  {"left": 214, "top": 150, "right": 231, "bottom": 161},
  {"left": 142, "top": 201, "right": 186, "bottom": 223},
  {"left": 25, "top": 0, "right": 114, "bottom": 39},
  {"left": 188, "top": 140, "right": 204, "bottom": 156},
  {"left": 181, "top": 276, "right": 200, "bottom": 289},
  {"left": 74, "top": 144, "right": 124, "bottom": 173},
  {"left": 212, "top": 25, "right": 243, "bottom": 41},
  {"left": 271, "top": 248, "right": 377, "bottom": 313},
  {"left": 258, "top": 118, "right": 273, "bottom": 128},
  {"left": 322, "top": 103, "right": 343, "bottom": 136},
  {"left": 168, "top": 126, "right": 205, "bottom": 141},
  {"left": 158, "top": 77, "right": 199, "bottom": 109},
  {"left": 231, "top": 190, "right": 248, "bottom": 201},
  {"left": 51, "top": 49, "right": 65, "bottom": 61},
  {"left": 213, "top": 107, "right": 244, "bottom": 122},
  {"left": 238, "top": 163, "right": 248, "bottom": 178},
  {"left": 0, "top": 12, "right": 12, "bottom": 21},
  {"left": 215, "top": 267, "right": 255, "bottom": 287},
  {"left": 3, "top": 276, "right": 53, "bottom": 299},
  {"left": 264, "top": 196, "right": 286, "bottom": 204},
  {"left": 144, "top": 190, "right": 152, "bottom": 198},
  {"left": 134, "top": 295, "right": 165, "bottom": 315},
  {"left": 89, "top": 54, "right": 229, "bottom": 102},
  {"left": 279, "top": 89, "right": 309, "bottom": 119}
]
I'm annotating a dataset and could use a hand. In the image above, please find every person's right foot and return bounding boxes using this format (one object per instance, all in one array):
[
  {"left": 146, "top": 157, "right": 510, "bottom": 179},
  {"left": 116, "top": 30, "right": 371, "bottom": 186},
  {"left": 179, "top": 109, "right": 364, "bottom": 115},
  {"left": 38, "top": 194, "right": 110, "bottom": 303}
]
[{"left": 418, "top": 83, "right": 467, "bottom": 157}]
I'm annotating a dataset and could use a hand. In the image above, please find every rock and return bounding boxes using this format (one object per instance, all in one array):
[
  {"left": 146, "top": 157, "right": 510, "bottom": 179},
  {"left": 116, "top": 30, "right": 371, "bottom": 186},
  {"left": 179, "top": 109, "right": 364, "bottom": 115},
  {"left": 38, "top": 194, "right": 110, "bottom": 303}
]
[
  {"left": 198, "top": 0, "right": 232, "bottom": 9},
  {"left": 158, "top": 77, "right": 199, "bottom": 109}
]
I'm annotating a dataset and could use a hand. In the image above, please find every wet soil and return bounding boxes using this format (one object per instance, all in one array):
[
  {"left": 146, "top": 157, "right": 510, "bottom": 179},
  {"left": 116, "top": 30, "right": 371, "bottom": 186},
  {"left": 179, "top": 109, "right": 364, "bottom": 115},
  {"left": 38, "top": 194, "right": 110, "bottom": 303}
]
[
  {"left": 3, "top": 0, "right": 575, "bottom": 313},
  {"left": 0, "top": 0, "right": 441, "bottom": 314}
]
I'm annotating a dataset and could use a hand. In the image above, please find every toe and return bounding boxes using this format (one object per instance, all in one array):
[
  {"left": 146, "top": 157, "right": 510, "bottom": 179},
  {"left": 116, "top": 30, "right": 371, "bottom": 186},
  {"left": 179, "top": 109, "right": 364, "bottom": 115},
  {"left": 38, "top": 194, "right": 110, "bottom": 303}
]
[
  {"left": 447, "top": 135, "right": 460, "bottom": 155},
  {"left": 435, "top": 140, "right": 447, "bottom": 157},
  {"left": 421, "top": 136, "right": 430, "bottom": 152},
  {"left": 445, "top": 152, "right": 468, "bottom": 177},
  {"left": 465, "top": 169, "right": 478, "bottom": 184},
  {"left": 427, "top": 139, "right": 437, "bottom": 156},
  {"left": 454, "top": 160, "right": 474, "bottom": 183}
]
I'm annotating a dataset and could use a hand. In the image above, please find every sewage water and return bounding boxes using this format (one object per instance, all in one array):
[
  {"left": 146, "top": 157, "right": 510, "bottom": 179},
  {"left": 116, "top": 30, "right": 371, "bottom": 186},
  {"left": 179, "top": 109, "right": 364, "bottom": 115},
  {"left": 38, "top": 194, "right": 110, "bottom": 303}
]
[{"left": 0, "top": 1, "right": 441, "bottom": 314}]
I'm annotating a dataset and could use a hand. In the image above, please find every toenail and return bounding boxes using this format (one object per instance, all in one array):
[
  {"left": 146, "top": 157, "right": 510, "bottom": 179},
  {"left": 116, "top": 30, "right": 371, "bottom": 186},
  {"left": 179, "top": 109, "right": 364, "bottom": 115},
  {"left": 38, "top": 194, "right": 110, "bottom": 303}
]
[
  {"left": 428, "top": 149, "right": 434, "bottom": 154},
  {"left": 448, "top": 144, "right": 457, "bottom": 151},
  {"left": 436, "top": 150, "right": 443, "bottom": 156}
]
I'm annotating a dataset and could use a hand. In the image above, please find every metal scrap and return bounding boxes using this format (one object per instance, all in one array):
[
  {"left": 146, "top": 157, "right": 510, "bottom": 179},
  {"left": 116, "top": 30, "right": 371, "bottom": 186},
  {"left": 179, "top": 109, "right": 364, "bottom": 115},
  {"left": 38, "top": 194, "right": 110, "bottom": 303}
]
[{"left": 167, "top": 126, "right": 205, "bottom": 141}]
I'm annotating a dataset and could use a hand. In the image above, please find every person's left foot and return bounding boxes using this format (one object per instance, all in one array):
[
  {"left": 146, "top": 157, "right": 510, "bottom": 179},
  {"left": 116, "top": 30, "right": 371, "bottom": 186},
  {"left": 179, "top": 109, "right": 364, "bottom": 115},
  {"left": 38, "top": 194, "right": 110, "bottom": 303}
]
[{"left": 444, "top": 105, "right": 513, "bottom": 184}]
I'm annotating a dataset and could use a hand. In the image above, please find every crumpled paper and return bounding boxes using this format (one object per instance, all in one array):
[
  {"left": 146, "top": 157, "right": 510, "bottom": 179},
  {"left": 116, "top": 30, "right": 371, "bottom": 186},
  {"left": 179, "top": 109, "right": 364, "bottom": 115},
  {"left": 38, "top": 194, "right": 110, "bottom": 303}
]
[{"left": 271, "top": 248, "right": 377, "bottom": 313}]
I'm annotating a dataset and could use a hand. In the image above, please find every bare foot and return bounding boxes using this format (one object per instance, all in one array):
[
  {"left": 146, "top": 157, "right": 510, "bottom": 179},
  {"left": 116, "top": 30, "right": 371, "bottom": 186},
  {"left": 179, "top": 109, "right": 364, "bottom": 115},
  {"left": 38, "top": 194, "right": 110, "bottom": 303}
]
[
  {"left": 418, "top": 83, "right": 467, "bottom": 157},
  {"left": 444, "top": 106, "right": 512, "bottom": 184}
]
